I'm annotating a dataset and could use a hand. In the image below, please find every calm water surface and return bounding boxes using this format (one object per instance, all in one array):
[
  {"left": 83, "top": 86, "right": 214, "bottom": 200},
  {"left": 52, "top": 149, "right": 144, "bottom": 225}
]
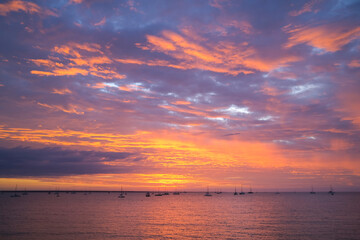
[{"left": 0, "top": 192, "right": 359, "bottom": 239}]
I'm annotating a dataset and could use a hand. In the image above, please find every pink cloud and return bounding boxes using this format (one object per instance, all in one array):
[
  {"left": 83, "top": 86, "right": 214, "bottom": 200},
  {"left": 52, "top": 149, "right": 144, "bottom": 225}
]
[
  {"left": 289, "top": 0, "right": 320, "bottom": 17},
  {"left": 284, "top": 23, "right": 360, "bottom": 52},
  {"left": 94, "top": 17, "right": 106, "bottom": 27}
]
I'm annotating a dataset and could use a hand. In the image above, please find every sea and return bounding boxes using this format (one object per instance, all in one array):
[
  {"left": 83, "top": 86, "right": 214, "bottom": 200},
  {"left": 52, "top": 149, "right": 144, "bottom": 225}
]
[{"left": 0, "top": 192, "right": 359, "bottom": 240}]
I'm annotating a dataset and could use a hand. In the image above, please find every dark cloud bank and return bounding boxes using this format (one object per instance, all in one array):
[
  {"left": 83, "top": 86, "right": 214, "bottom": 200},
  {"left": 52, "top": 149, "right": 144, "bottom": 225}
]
[{"left": 0, "top": 147, "right": 135, "bottom": 177}]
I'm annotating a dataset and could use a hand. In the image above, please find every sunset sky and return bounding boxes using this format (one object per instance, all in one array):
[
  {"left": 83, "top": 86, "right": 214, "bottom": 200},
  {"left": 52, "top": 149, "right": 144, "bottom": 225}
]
[{"left": 0, "top": 0, "right": 359, "bottom": 192}]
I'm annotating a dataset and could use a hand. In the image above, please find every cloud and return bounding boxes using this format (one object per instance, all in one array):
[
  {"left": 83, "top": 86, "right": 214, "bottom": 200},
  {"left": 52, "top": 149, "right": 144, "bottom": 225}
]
[
  {"left": 30, "top": 42, "right": 126, "bottom": 79},
  {"left": 0, "top": 0, "right": 56, "bottom": 16},
  {"left": 348, "top": 60, "right": 360, "bottom": 68},
  {"left": 94, "top": 17, "right": 106, "bottom": 26},
  {"left": 117, "top": 30, "right": 300, "bottom": 75},
  {"left": 289, "top": 0, "right": 320, "bottom": 17},
  {"left": 37, "top": 102, "right": 85, "bottom": 115},
  {"left": 284, "top": 23, "right": 360, "bottom": 52},
  {"left": 0, "top": 0, "right": 40, "bottom": 16},
  {"left": 69, "top": 0, "right": 83, "bottom": 4},
  {"left": 0, "top": 147, "right": 134, "bottom": 177},
  {"left": 52, "top": 88, "right": 72, "bottom": 95}
]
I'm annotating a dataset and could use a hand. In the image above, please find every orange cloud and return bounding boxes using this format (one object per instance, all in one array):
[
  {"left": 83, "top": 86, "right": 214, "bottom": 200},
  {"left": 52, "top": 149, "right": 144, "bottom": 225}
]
[
  {"left": 284, "top": 24, "right": 360, "bottom": 52},
  {"left": 31, "top": 68, "right": 88, "bottom": 77},
  {"left": 0, "top": 0, "right": 56, "bottom": 16},
  {"left": 37, "top": 102, "right": 85, "bottom": 115},
  {"left": 289, "top": 0, "right": 319, "bottom": 17},
  {"left": 52, "top": 88, "right": 72, "bottom": 95},
  {"left": 30, "top": 42, "right": 126, "bottom": 80},
  {"left": 119, "top": 30, "right": 300, "bottom": 75},
  {"left": 171, "top": 101, "right": 191, "bottom": 105},
  {"left": 1, "top": 125, "right": 359, "bottom": 190},
  {"left": 0, "top": 0, "right": 40, "bottom": 16},
  {"left": 348, "top": 60, "right": 360, "bottom": 68},
  {"left": 69, "top": 0, "right": 83, "bottom": 4},
  {"left": 94, "top": 17, "right": 106, "bottom": 26}
]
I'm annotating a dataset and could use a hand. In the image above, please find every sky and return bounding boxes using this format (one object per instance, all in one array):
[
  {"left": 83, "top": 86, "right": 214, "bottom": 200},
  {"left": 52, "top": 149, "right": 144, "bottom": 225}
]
[{"left": 0, "top": 0, "right": 359, "bottom": 192}]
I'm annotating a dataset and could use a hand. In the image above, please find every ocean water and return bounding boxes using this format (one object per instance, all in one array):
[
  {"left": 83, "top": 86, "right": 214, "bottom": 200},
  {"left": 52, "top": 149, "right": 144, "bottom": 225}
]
[{"left": 0, "top": 192, "right": 359, "bottom": 240}]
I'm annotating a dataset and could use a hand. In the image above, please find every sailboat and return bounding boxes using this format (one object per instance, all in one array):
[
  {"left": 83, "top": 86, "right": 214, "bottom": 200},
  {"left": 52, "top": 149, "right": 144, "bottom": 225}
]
[
  {"left": 248, "top": 186, "right": 254, "bottom": 194},
  {"left": 310, "top": 185, "right": 316, "bottom": 194},
  {"left": 328, "top": 186, "right": 335, "bottom": 195},
  {"left": 239, "top": 185, "right": 245, "bottom": 195},
  {"left": 55, "top": 187, "right": 60, "bottom": 197},
  {"left": 155, "top": 188, "right": 162, "bottom": 196},
  {"left": 146, "top": 192, "right": 151, "bottom": 197},
  {"left": 22, "top": 187, "right": 28, "bottom": 195},
  {"left": 118, "top": 186, "right": 125, "bottom": 198},
  {"left": 234, "top": 186, "right": 238, "bottom": 195},
  {"left": 204, "top": 186, "right": 212, "bottom": 196},
  {"left": 10, "top": 185, "right": 21, "bottom": 198}
]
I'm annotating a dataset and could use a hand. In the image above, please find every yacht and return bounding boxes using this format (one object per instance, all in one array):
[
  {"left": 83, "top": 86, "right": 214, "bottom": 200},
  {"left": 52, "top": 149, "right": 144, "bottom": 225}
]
[
  {"left": 204, "top": 186, "right": 212, "bottom": 196},
  {"left": 118, "top": 187, "right": 125, "bottom": 198},
  {"left": 248, "top": 186, "right": 254, "bottom": 194},
  {"left": 310, "top": 186, "right": 316, "bottom": 194},
  {"left": 10, "top": 185, "right": 21, "bottom": 198},
  {"left": 328, "top": 186, "right": 335, "bottom": 195},
  {"left": 146, "top": 192, "right": 151, "bottom": 197},
  {"left": 234, "top": 186, "right": 238, "bottom": 195},
  {"left": 239, "top": 185, "right": 245, "bottom": 195}
]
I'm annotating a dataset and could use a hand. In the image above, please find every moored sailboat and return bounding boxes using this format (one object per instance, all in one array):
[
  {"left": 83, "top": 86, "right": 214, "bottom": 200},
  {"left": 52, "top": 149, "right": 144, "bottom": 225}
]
[
  {"left": 118, "top": 186, "right": 125, "bottom": 198},
  {"left": 204, "top": 186, "right": 212, "bottom": 196},
  {"left": 248, "top": 186, "right": 253, "bottom": 194},
  {"left": 10, "top": 185, "right": 21, "bottom": 198},
  {"left": 239, "top": 185, "right": 245, "bottom": 195}
]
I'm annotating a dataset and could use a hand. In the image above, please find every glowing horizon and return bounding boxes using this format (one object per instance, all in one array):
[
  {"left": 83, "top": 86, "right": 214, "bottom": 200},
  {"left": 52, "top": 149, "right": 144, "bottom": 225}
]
[{"left": 0, "top": 0, "right": 359, "bottom": 192}]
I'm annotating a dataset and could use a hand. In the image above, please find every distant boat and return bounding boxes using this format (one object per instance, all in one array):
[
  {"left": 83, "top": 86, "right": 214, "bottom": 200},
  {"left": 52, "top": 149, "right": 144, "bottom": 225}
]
[
  {"left": 146, "top": 192, "right": 151, "bottom": 197},
  {"left": 22, "top": 187, "right": 28, "bottom": 195},
  {"left": 248, "top": 186, "right": 254, "bottom": 194},
  {"left": 204, "top": 186, "right": 212, "bottom": 196},
  {"left": 173, "top": 191, "right": 180, "bottom": 195},
  {"left": 310, "top": 186, "right": 316, "bottom": 194},
  {"left": 239, "top": 185, "right": 245, "bottom": 195},
  {"left": 234, "top": 186, "right": 238, "bottom": 195},
  {"left": 328, "top": 186, "right": 335, "bottom": 195},
  {"left": 155, "top": 189, "right": 162, "bottom": 196},
  {"left": 10, "top": 185, "right": 21, "bottom": 198},
  {"left": 118, "top": 187, "right": 125, "bottom": 198}
]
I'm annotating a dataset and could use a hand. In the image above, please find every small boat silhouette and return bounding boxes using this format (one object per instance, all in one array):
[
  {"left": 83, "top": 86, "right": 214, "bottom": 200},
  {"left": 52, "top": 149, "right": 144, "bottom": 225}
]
[
  {"left": 204, "top": 186, "right": 212, "bottom": 196},
  {"left": 239, "top": 185, "right": 245, "bottom": 195},
  {"left": 118, "top": 187, "right": 125, "bottom": 198},
  {"left": 234, "top": 186, "right": 238, "bottom": 195},
  {"left": 10, "top": 185, "right": 21, "bottom": 198},
  {"left": 248, "top": 186, "right": 253, "bottom": 194},
  {"left": 310, "top": 186, "right": 316, "bottom": 194}
]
